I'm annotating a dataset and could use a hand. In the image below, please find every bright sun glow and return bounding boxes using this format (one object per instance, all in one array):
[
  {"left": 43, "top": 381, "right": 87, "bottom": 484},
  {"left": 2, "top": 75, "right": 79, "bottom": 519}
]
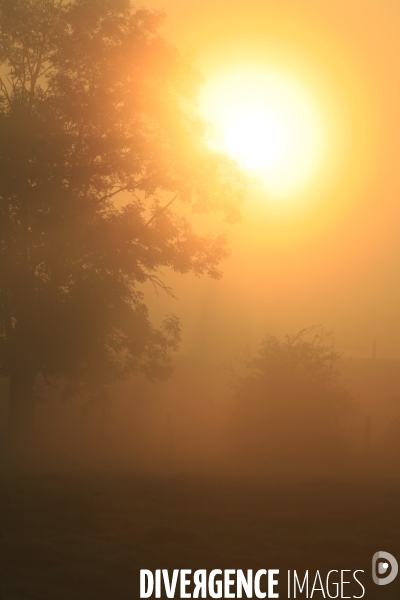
[
  {"left": 200, "top": 67, "right": 326, "bottom": 198},
  {"left": 225, "top": 113, "right": 282, "bottom": 169}
]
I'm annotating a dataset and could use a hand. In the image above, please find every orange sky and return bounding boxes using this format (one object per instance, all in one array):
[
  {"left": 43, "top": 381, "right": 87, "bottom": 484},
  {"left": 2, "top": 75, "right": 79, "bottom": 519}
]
[{"left": 141, "top": 0, "right": 400, "bottom": 360}]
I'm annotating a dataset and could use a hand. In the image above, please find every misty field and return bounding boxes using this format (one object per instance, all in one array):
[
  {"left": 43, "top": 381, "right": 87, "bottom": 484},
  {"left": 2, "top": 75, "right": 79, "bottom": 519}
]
[{"left": 0, "top": 472, "right": 399, "bottom": 600}]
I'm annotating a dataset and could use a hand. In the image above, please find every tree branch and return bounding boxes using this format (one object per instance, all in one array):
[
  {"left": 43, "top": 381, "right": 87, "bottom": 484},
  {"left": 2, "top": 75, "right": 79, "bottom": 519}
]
[
  {"left": 146, "top": 273, "right": 177, "bottom": 298},
  {"left": 143, "top": 191, "right": 180, "bottom": 228},
  {"left": 98, "top": 186, "right": 130, "bottom": 204}
]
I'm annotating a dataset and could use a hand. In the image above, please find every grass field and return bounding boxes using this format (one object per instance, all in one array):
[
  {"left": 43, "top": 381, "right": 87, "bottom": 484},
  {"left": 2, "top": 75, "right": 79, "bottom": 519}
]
[{"left": 0, "top": 472, "right": 399, "bottom": 599}]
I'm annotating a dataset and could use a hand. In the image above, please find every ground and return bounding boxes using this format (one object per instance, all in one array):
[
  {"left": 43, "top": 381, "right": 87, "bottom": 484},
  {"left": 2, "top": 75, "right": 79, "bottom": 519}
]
[{"left": 0, "top": 473, "right": 399, "bottom": 599}]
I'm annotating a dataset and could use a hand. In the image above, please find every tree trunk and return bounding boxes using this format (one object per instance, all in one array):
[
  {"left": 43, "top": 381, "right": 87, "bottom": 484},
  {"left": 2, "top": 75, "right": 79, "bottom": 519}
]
[{"left": 7, "top": 364, "right": 38, "bottom": 460}]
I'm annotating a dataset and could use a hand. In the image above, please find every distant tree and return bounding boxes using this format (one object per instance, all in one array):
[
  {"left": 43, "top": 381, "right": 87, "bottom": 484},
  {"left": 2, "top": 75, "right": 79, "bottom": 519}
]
[
  {"left": 0, "top": 0, "right": 246, "bottom": 453},
  {"left": 230, "top": 328, "right": 356, "bottom": 477}
]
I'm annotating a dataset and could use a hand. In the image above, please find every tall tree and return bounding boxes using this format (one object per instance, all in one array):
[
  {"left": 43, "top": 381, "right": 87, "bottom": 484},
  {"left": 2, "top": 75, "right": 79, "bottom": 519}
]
[{"left": 0, "top": 0, "right": 245, "bottom": 453}]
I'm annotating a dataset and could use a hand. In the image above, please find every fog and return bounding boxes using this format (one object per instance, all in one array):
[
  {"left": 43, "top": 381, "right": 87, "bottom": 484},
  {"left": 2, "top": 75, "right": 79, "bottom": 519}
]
[
  {"left": 1, "top": 2, "right": 400, "bottom": 598},
  {"left": 3, "top": 326, "right": 398, "bottom": 480}
]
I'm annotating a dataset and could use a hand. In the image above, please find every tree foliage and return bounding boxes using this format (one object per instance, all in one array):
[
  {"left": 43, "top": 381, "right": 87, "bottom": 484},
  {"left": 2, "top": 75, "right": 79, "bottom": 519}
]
[
  {"left": 0, "top": 0, "right": 246, "bottom": 444},
  {"left": 230, "top": 328, "right": 356, "bottom": 477}
]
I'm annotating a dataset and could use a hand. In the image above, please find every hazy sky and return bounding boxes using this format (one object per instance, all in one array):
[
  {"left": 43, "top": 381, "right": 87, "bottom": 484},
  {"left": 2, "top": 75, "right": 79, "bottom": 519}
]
[{"left": 140, "top": 0, "right": 400, "bottom": 360}]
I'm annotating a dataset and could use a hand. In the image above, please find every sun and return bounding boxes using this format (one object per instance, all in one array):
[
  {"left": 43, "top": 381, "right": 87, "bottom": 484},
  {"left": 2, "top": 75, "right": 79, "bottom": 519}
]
[
  {"left": 225, "top": 113, "right": 282, "bottom": 169},
  {"left": 200, "top": 66, "right": 326, "bottom": 198}
]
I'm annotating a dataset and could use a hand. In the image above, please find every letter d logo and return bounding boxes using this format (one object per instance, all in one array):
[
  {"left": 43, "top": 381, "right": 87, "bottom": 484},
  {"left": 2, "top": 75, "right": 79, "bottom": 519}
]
[{"left": 372, "top": 552, "right": 398, "bottom": 585}]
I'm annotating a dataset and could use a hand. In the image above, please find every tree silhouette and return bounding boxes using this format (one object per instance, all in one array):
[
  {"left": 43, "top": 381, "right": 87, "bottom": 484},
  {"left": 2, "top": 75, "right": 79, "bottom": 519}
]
[
  {"left": 0, "top": 0, "right": 246, "bottom": 453},
  {"left": 230, "top": 328, "right": 356, "bottom": 477}
]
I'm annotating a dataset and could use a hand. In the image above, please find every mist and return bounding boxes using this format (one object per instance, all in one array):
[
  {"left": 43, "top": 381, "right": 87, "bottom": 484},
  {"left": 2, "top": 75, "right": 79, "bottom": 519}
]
[{"left": 0, "top": 0, "right": 399, "bottom": 598}]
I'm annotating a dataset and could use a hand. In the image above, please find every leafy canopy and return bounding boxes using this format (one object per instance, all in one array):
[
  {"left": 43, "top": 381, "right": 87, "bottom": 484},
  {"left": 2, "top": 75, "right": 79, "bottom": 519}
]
[{"left": 0, "top": 0, "right": 246, "bottom": 398}]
